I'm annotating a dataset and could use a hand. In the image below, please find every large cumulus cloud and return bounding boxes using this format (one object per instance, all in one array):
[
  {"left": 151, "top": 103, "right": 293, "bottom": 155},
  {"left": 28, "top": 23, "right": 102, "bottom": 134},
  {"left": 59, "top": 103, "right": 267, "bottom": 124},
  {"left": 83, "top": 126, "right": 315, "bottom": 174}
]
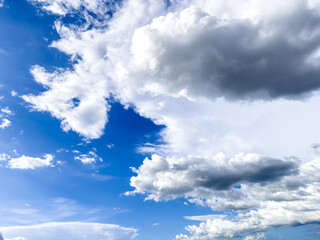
[
  {"left": 129, "top": 5, "right": 320, "bottom": 99},
  {"left": 126, "top": 153, "right": 299, "bottom": 201},
  {"left": 128, "top": 153, "right": 320, "bottom": 239},
  {"left": 22, "top": 0, "right": 320, "bottom": 238}
]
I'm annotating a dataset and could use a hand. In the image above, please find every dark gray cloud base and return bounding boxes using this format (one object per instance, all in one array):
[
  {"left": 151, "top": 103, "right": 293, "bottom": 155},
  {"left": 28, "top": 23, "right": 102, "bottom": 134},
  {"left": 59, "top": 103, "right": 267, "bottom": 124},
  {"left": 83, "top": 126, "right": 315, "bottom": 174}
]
[{"left": 130, "top": 5, "right": 320, "bottom": 100}]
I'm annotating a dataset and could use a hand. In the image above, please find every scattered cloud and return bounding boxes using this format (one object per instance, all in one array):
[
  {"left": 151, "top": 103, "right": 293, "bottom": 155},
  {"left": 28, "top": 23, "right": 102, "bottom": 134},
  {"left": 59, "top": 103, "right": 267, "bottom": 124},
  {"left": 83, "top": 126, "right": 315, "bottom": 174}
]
[
  {"left": 8, "top": 154, "right": 54, "bottom": 169},
  {"left": 27, "top": 0, "right": 112, "bottom": 18},
  {"left": 74, "top": 151, "right": 102, "bottom": 164},
  {"left": 0, "top": 153, "right": 10, "bottom": 161},
  {"left": 1, "top": 108, "right": 13, "bottom": 115},
  {"left": 243, "top": 233, "right": 266, "bottom": 240},
  {"left": 0, "top": 119, "right": 11, "bottom": 129},
  {"left": 0, "top": 222, "right": 137, "bottom": 240},
  {"left": 0, "top": 106, "right": 13, "bottom": 129}
]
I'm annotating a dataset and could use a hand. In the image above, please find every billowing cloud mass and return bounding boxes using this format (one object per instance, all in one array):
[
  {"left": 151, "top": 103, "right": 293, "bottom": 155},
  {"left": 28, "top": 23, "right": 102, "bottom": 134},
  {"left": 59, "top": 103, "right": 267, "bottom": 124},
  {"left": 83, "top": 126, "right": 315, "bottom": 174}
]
[
  {"left": 22, "top": 0, "right": 320, "bottom": 239},
  {"left": 0, "top": 222, "right": 137, "bottom": 240},
  {"left": 8, "top": 154, "right": 54, "bottom": 169},
  {"left": 126, "top": 153, "right": 298, "bottom": 201},
  {"left": 129, "top": 5, "right": 320, "bottom": 100}
]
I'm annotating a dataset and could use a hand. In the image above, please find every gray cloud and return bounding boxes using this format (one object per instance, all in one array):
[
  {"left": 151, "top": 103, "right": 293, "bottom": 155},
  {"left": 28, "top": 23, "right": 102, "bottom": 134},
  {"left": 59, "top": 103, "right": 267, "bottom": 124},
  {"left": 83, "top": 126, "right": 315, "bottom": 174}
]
[
  {"left": 126, "top": 153, "right": 299, "bottom": 201},
  {"left": 129, "top": 5, "right": 320, "bottom": 100}
]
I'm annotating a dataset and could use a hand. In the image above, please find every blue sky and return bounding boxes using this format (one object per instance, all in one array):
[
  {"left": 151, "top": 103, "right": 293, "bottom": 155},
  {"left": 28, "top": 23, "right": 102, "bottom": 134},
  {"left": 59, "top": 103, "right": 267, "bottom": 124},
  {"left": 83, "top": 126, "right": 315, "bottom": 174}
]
[{"left": 1, "top": 0, "right": 320, "bottom": 239}]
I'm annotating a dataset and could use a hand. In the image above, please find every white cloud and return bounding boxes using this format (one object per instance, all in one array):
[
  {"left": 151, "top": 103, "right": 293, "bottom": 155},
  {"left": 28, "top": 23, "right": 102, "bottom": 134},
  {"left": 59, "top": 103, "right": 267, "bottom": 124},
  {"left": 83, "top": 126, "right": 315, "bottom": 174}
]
[
  {"left": 0, "top": 106, "right": 13, "bottom": 129},
  {"left": 24, "top": 0, "right": 320, "bottom": 238},
  {"left": 1, "top": 107, "right": 13, "bottom": 115},
  {"left": 243, "top": 233, "right": 266, "bottom": 240},
  {"left": 0, "top": 153, "right": 10, "bottom": 161},
  {"left": 28, "top": 0, "right": 112, "bottom": 18},
  {"left": 126, "top": 153, "right": 298, "bottom": 202},
  {"left": 0, "top": 222, "right": 137, "bottom": 240},
  {"left": 74, "top": 150, "right": 102, "bottom": 164},
  {"left": 0, "top": 0, "right": 4, "bottom": 8},
  {"left": 8, "top": 154, "right": 54, "bottom": 169},
  {"left": 0, "top": 119, "right": 11, "bottom": 129}
]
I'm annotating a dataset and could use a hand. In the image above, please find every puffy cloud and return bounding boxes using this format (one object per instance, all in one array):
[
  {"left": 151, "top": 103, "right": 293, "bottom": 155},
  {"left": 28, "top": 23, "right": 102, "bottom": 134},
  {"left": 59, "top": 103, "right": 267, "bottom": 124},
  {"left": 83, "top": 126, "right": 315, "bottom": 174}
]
[
  {"left": 24, "top": 0, "right": 320, "bottom": 238},
  {"left": 0, "top": 119, "right": 11, "bottom": 129},
  {"left": 8, "top": 154, "right": 54, "bottom": 169},
  {"left": 176, "top": 196, "right": 320, "bottom": 239},
  {"left": 0, "top": 0, "right": 3, "bottom": 7},
  {"left": 23, "top": 65, "right": 109, "bottom": 139},
  {"left": 126, "top": 153, "right": 298, "bottom": 201},
  {"left": 0, "top": 222, "right": 137, "bottom": 240},
  {"left": 74, "top": 151, "right": 102, "bottom": 164},
  {"left": 172, "top": 158, "right": 320, "bottom": 239},
  {"left": 128, "top": 5, "right": 320, "bottom": 100},
  {"left": 127, "top": 152, "right": 320, "bottom": 238}
]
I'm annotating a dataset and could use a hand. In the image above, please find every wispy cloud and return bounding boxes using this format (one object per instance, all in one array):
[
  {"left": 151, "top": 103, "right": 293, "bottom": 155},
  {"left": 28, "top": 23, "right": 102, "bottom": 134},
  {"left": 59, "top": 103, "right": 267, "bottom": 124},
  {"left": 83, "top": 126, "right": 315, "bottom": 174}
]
[{"left": 0, "top": 222, "right": 137, "bottom": 240}]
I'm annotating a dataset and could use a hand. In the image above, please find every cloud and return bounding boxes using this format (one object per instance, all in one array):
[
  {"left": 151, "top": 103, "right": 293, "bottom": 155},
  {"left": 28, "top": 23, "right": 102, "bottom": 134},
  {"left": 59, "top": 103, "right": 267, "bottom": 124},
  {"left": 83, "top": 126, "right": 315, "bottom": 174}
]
[
  {"left": 0, "top": 222, "right": 137, "bottom": 240},
  {"left": 0, "top": 0, "right": 3, "bottom": 8},
  {"left": 0, "top": 119, "right": 11, "bottom": 129},
  {"left": 24, "top": 0, "right": 320, "bottom": 238},
  {"left": 126, "top": 153, "right": 299, "bottom": 203},
  {"left": 74, "top": 151, "right": 102, "bottom": 164},
  {"left": 23, "top": 65, "right": 109, "bottom": 139},
  {"left": 0, "top": 153, "right": 10, "bottom": 161},
  {"left": 243, "top": 233, "right": 266, "bottom": 240},
  {"left": 1, "top": 108, "right": 13, "bottom": 115},
  {"left": 0, "top": 106, "right": 13, "bottom": 129},
  {"left": 8, "top": 154, "right": 54, "bottom": 169},
  {"left": 128, "top": 5, "right": 320, "bottom": 100},
  {"left": 172, "top": 157, "right": 320, "bottom": 239},
  {"left": 28, "top": 0, "right": 113, "bottom": 19}
]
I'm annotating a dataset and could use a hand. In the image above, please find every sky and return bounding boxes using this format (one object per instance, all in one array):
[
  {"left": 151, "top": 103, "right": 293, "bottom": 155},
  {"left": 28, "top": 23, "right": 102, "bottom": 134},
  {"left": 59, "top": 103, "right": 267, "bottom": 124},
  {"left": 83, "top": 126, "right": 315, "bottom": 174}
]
[{"left": 0, "top": 0, "right": 320, "bottom": 239}]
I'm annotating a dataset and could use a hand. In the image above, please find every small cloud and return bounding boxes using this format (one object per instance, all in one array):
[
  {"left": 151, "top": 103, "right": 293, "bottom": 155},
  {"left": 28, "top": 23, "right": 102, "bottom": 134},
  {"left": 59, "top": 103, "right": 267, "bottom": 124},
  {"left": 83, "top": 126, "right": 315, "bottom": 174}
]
[
  {"left": 11, "top": 91, "right": 17, "bottom": 97},
  {"left": 0, "top": 119, "right": 11, "bottom": 129},
  {"left": 1, "top": 107, "right": 13, "bottom": 115},
  {"left": 152, "top": 223, "right": 160, "bottom": 226},
  {"left": 0, "top": 153, "right": 10, "bottom": 161},
  {"left": 106, "top": 143, "right": 114, "bottom": 149},
  {"left": 74, "top": 151, "right": 102, "bottom": 165},
  {"left": 8, "top": 154, "right": 54, "bottom": 170}
]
